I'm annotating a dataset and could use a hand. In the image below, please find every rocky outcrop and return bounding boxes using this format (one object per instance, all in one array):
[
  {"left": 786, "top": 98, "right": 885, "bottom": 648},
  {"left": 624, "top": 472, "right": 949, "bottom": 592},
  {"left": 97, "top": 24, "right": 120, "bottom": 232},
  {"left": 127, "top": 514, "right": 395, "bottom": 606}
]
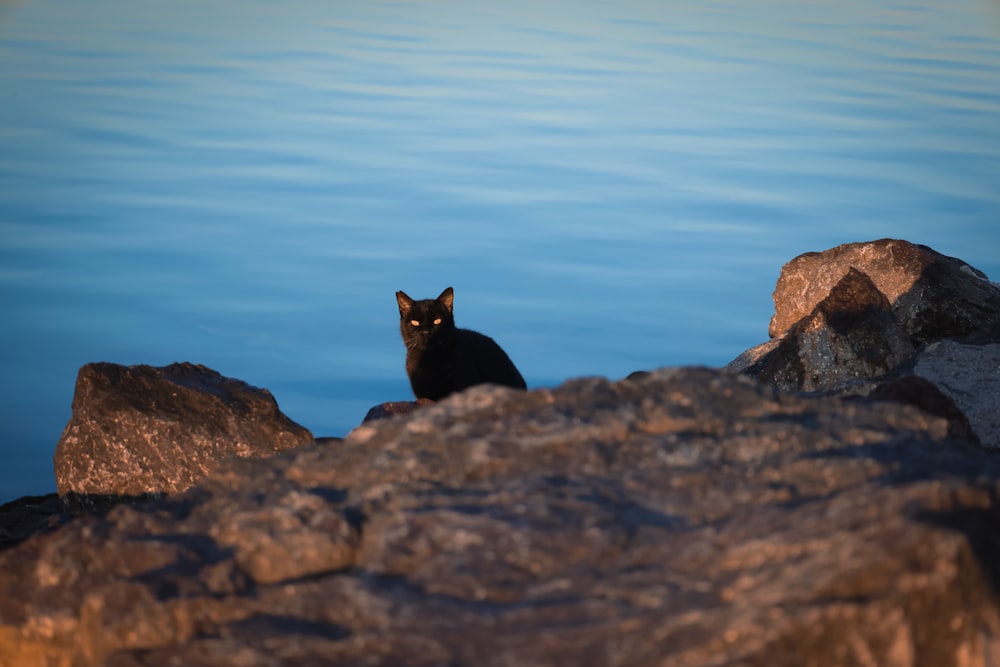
[
  {"left": 4, "top": 239, "right": 1000, "bottom": 666},
  {"left": 53, "top": 362, "right": 314, "bottom": 498},
  {"left": 733, "top": 267, "right": 916, "bottom": 392},
  {"left": 768, "top": 238, "right": 1000, "bottom": 344},
  {"left": 730, "top": 239, "right": 1000, "bottom": 448},
  {"left": 4, "top": 371, "right": 1000, "bottom": 666}
]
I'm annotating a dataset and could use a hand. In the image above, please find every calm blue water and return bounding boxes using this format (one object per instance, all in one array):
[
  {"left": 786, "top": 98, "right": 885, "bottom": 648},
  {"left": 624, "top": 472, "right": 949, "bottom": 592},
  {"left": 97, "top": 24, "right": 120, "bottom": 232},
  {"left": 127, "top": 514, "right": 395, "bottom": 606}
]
[{"left": 2, "top": 1, "right": 999, "bottom": 503}]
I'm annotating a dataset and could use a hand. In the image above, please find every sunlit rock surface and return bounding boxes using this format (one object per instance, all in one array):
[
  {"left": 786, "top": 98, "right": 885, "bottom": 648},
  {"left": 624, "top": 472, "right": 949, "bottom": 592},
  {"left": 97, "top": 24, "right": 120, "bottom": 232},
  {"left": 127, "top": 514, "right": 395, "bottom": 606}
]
[
  {"left": 3, "top": 369, "right": 1000, "bottom": 666},
  {"left": 734, "top": 267, "right": 916, "bottom": 392},
  {"left": 731, "top": 239, "right": 1000, "bottom": 448},
  {"left": 5, "top": 239, "right": 1000, "bottom": 666},
  {"left": 767, "top": 238, "right": 1000, "bottom": 344},
  {"left": 53, "top": 362, "right": 314, "bottom": 497}
]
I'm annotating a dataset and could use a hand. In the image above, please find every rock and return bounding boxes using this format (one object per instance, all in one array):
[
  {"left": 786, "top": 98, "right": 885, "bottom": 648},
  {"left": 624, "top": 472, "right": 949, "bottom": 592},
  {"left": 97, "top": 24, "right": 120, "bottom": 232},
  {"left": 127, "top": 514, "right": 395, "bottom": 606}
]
[
  {"left": 724, "top": 337, "right": 781, "bottom": 375},
  {"left": 4, "top": 369, "right": 1000, "bottom": 666},
  {"left": 769, "top": 238, "right": 1000, "bottom": 345},
  {"left": 909, "top": 341, "right": 1000, "bottom": 449},
  {"left": 865, "top": 375, "right": 979, "bottom": 443},
  {"left": 737, "top": 268, "right": 915, "bottom": 392},
  {"left": 362, "top": 398, "right": 435, "bottom": 423},
  {"left": 0, "top": 494, "right": 70, "bottom": 552},
  {"left": 730, "top": 240, "right": 1000, "bottom": 448},
  {"left": 53, "top": 362, "right": 314, "bottom": 498}
]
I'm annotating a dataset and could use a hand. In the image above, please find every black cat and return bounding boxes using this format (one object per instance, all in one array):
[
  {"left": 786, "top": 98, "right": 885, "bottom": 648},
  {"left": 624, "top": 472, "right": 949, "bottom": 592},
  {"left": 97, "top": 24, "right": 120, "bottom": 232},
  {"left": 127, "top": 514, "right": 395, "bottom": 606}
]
[{"left": 396, "top": 287, "right": 526, "bottom": 400}]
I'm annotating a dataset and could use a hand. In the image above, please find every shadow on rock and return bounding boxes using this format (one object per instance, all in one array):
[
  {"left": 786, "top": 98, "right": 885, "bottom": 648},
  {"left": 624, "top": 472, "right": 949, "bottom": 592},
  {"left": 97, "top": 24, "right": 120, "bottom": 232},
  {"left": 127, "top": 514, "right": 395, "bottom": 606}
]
[{"left": 730, "top": 238, "right": 1000, "bottom": 448}]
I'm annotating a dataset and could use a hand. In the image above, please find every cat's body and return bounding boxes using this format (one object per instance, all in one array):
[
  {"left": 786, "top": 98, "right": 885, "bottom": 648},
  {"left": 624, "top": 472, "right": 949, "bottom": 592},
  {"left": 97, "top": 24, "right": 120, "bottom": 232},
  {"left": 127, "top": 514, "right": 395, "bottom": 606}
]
[{"left": 396, "top": 287, "right": 526, "bottom": 400}]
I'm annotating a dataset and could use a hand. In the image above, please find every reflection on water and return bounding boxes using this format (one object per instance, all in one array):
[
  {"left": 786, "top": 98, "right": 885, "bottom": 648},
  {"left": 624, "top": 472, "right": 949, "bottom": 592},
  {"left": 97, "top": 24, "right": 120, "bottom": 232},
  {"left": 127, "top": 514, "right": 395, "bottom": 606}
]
[{"left": 1, "top": 0, "right": 999, "bottom": 501}]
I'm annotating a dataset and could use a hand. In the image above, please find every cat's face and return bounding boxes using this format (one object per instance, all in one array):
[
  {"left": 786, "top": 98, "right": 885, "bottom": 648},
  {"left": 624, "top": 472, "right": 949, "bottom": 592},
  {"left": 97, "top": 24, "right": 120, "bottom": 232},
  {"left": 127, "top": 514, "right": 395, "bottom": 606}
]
[{"left": 396, "top": 287, "right": 456, "bottom": 347}]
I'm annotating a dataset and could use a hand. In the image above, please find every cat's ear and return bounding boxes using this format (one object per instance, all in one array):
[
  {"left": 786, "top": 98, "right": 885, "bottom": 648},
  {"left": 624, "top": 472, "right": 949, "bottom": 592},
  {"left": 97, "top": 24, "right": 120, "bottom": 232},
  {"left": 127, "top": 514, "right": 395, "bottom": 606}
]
[
  {"left": 396, "top": 291, "right": 414, "bottom": 316},
  {"left": 437, "top": 287, "right": 454, "bottom": 313}
]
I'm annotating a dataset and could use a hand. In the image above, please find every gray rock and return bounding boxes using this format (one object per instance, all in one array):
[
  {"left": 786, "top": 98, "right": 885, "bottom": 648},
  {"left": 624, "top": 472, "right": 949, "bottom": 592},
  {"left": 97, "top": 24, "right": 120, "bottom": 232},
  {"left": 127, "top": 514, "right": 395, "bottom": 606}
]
[
  {"left": 769, "top": 238, "right": 1000, "bottom": 345},
  {"left": 4, "top": 369, "right": 1000, "bottom": 666},
  {"left": 53, "top": 362, "right": 314, "bottom": 497},
  {"left": 864, "top": 375, "right": 979, "bottom": 443},
  {"left": 725, "top": 337, "right": 781, "bottom": 375},
  {"left": 736, "top": 268, "right": 915, "bottom": 392},
  {"left": 910, "top": 341, "right": 1000, "bottom": 449}
]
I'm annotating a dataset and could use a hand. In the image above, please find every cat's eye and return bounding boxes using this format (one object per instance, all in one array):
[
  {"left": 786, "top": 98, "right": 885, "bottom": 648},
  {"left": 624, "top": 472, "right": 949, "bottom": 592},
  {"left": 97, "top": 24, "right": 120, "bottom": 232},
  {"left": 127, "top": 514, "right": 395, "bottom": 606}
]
[
  {"left": 410, "top": 319, "right": 420, "bottom": 327},
  {"left": 433, "top": 318, "right": 442, "bottom": 325}
]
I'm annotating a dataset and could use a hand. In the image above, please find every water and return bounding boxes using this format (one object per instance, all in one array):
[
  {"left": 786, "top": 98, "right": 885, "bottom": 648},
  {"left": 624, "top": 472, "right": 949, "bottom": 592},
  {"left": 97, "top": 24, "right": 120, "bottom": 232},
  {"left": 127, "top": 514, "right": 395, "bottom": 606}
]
[{"left": 2, "top": 0, "right": 999, "bottom": 504}]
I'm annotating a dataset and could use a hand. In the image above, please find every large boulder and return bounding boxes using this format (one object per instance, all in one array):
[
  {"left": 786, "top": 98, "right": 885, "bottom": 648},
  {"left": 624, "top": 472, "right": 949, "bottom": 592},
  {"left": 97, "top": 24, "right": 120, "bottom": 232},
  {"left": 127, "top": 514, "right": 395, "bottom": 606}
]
[
  {"left": 3, "top": 370, "right": 1000, "bottom": 666},
  {"left": 731, "top": 239, "right": 1000, "bottom": 448},
  {"left": 768, "top": 238, "right": 1000, "bottom": 344},
  {"left": 53, "top": 362, "right": 314, "bottom": 498},
  {"left": 734, "top": 267, "right": 915, "bottom": 392}
]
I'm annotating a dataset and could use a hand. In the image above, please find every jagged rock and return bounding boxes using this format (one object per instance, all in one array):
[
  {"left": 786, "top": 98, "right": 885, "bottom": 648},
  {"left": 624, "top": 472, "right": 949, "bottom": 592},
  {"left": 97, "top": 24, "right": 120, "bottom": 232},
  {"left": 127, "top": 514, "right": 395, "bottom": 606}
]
[
  {"left": 53, "top": 362, "right": 314, "bottom": 497},
  {"left": 769, "top": 238, "right": 1000, "bottom": 344},
  {"left": 730, "top": 240, "right": 1000, "bottom": 448},
  {"left": 735, "top": 268, "right": 915, "bottom": 392},
  {"left": 4, "top": 369, "right": 1000, "bottom": 666}
]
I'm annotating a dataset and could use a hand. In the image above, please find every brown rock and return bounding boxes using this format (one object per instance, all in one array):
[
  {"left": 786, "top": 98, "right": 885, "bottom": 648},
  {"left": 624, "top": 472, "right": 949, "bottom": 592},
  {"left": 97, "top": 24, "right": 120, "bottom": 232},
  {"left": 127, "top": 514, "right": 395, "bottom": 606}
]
[
  {"left": 731, "top": 240, "right": 1000, "bottom": 448},
  {"left": 738, "top": 268, "right": 915, "bottom": 392},
  {"left": 769, "top": 238, "right": 1000, "bottom": 344},
  {"left": 4, "top": 370, "right": 1000, "bottom": 666},
  {"left": 53, "top": 362, "right": 313, "bottom": 497}
]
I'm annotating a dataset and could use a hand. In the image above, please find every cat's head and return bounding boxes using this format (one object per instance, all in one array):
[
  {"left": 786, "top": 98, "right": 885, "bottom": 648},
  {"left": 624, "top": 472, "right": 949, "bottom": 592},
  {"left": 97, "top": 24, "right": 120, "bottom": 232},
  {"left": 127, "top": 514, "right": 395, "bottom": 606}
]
[{"left": 396, "top": 287, "right": 456, "bottom": 345}]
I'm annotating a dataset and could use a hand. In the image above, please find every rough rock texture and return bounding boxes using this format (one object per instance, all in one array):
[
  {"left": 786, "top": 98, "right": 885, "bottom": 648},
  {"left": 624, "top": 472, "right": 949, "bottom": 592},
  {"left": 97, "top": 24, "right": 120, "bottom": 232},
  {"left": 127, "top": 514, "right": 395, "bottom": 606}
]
[
  {"left": 865, "top": 375, "right": 979, "bottom": 443},
  {"left": 737, "top": 268, "right": 915, "bottom": 392},
  {"left": 4, "top": 370, "right": 1000, "bottom": 666},
  {"left": 768, "top": 238, "right": 1000, "bottom": 344},
  {"left": 909, "top": 341, "right": 1000, "bottom": 450},
  {"left": 731, "top": 240, "right": 1000, "bottom": 448},
  {"left": 53, "top": 362, "right": 314, "bottom": 497}
]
